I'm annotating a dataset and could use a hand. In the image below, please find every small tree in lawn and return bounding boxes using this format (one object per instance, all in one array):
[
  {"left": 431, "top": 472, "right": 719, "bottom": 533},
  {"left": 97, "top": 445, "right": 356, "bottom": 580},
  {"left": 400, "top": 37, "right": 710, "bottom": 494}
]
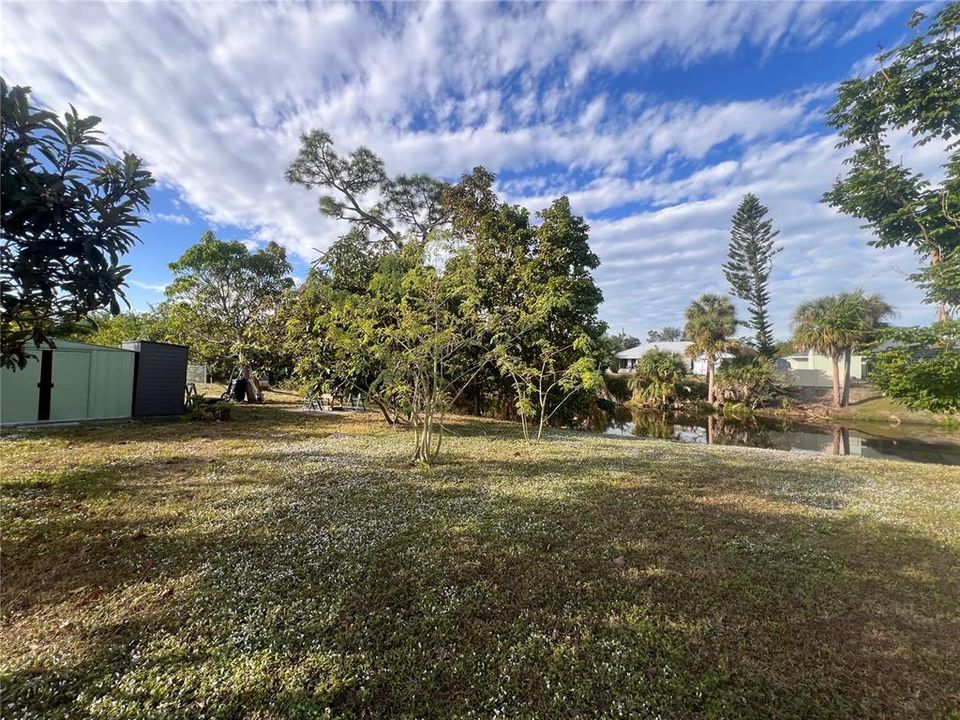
[
  {"left": 792, "top": 290, "right": 893, "bottom": 407},
  {"left": 723, "top": 193, "right": 781, "bottom": 356},
  {"left": 359, "top": 242, "right": 483, "bottom": 463},
  {"left": 496, "top": 334, "right": 603, "bottom": 442},
  {"left": 165, "top": 231, "right": 293, "bottom": 367},
  {"left": 1, "top": 78, "right": 154, "bottom": 369},
  {"left": 684, "top": 294, "right": 737, "bottom": 406}
]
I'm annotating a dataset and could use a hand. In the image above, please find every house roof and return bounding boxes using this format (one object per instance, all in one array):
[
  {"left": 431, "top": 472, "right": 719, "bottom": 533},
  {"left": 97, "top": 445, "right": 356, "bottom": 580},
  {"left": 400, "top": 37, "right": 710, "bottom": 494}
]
[{"left": 615, "top": 341, "right": 691, "bottom": 359}]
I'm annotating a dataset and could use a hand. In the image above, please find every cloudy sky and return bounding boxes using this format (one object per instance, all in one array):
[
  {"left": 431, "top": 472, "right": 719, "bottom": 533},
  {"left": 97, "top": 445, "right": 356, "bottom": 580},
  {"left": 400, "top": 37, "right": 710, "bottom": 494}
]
[{"left": 2, "top": 1, "right": 948, "bottom": 338}]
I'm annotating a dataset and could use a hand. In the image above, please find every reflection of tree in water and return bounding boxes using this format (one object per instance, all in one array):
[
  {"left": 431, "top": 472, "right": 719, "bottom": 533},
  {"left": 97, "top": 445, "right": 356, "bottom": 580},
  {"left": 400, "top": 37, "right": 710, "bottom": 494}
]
[
  {"left": 706, "top": 415, "right": 775, "bottom": 449},
  {"left": 831, "top": 426, "right": 851, "bottom": 455},
  {"left": 630, "top": 411, "right": 676, "bottom": 440}
]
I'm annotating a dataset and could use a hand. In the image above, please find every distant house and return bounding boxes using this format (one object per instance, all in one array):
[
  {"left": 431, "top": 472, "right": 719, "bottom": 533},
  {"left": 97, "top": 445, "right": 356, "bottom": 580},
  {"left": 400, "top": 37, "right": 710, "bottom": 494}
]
[
  {"left": 776, "top": 349, "right": 865, "bottom": 388},
  {"left": 614, "top": 341, "right": 733, "bottom": 376}
]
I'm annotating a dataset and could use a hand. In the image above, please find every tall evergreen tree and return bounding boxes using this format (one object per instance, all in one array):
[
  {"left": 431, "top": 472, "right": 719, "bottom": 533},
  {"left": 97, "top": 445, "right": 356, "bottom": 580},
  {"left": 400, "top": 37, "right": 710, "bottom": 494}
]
[{"left": 723, "top": 193, "right": 781, "bottom": 356}]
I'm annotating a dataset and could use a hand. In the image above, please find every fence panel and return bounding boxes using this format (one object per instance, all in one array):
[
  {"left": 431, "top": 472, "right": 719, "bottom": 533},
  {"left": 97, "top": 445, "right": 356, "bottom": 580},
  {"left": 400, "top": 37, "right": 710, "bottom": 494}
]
[{"left": 186, "top": 363, "right": 208, "bottom": 384}]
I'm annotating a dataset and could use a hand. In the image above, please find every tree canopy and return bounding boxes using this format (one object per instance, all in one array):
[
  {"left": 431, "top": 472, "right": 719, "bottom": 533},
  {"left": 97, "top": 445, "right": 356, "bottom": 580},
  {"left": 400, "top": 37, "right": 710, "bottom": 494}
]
[
  {"left": 823, "top": 5, "right": 960, "bottom": 319},
  {"left": 1, "top": 78, "right": 154, "bottom": 369},
  {"left": 164, "top": 231, "right": 293, "bottom": 369}
]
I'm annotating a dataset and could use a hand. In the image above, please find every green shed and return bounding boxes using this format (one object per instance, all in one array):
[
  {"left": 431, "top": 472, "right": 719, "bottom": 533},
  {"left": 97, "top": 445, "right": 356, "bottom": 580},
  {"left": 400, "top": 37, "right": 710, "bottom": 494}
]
[{"left": 0, "top": 338, "right": 136, "bottom": 425}]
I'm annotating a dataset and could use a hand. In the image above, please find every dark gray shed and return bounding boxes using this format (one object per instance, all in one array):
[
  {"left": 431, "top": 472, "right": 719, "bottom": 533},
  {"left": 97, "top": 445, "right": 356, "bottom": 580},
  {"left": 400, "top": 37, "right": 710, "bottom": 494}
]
[{"left": 122, "top": 340, "right": 189, "bottom": 416}]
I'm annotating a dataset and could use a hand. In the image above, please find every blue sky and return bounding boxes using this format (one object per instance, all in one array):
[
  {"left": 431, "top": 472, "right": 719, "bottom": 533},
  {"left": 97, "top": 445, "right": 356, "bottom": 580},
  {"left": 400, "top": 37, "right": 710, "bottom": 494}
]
[{"left": 2, "top": 1, "right": 948, "bottom": 338}]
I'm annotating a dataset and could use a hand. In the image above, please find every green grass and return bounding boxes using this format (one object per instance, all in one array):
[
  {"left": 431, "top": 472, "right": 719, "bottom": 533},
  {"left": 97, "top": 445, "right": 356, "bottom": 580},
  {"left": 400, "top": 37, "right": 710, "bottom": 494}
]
[{"left": 2, "top": 397, "right": 959, "bottom": 719}]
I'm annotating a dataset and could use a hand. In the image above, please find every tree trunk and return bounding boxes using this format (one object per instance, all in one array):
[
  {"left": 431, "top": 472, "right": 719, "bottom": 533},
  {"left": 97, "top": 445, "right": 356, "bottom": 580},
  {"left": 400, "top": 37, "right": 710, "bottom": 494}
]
[
  {"left": 829, "top": 354, "right": 841, "bottom": 408},
  {"left": 707, "top": 356, "right": 716, "bottom": 406},
  {"left": 932, "top": 245, "right": 948, "bottom": 322},
  {"left": 840, "top": 348, "right": 852, "bottom": 407}
]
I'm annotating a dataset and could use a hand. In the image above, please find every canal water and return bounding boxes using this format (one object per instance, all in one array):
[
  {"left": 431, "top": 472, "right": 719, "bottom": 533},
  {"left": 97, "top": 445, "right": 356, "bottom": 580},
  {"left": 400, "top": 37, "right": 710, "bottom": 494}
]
[{"left": 602, "top": 409, "right": 960, "bottom": 466}]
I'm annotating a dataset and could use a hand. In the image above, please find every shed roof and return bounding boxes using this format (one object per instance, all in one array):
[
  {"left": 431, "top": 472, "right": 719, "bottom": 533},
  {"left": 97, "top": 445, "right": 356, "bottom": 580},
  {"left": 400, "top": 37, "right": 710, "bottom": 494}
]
[{"left": 33, "top": 338, "right": 135, "bottom": 353}]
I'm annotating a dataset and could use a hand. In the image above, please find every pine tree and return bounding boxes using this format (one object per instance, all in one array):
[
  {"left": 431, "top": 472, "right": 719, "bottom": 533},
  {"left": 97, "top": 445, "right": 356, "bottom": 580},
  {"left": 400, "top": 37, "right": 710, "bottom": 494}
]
[{"left": 723, "top": 194, "right": 781, "bottom": 356}]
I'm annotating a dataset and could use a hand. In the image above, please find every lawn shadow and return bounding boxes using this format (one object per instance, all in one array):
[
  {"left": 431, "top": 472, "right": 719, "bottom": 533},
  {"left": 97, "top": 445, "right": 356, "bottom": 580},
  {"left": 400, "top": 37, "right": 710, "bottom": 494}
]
[{"left": 4, "top": 417, "right": 958, "bottom": 718}]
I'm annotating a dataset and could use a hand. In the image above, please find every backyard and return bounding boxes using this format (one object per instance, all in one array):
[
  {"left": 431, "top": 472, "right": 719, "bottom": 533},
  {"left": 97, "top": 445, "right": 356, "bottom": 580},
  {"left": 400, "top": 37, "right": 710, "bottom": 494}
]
[{"left": 2, "top": 393, "right": 959, "bottom": 718}]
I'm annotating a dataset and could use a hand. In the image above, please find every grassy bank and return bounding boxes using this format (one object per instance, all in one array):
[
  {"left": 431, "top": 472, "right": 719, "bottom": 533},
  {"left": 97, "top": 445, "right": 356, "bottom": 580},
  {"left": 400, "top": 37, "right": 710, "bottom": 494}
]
[{"left": 2, "top": 398, "right": 959, "bottom": 718}]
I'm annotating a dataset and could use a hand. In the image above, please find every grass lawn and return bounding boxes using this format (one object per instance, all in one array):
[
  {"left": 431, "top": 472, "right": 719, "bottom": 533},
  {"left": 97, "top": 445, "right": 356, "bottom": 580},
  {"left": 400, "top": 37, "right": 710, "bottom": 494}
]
[{"left": 2, "top": 395, "right": 959, "bottom": 719}]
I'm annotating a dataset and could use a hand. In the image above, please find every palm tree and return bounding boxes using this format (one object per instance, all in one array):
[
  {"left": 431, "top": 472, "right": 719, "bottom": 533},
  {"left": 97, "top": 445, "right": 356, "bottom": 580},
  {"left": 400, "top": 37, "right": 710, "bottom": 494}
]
[
  {"left": 684, "top": 294, "right": 737, "bottom": 405},
  {"left": 791, "top": 290, "right": 893, "bottom": 408},
  {"left": 628, "top": 349, "right": 687, "bottom": 408}
]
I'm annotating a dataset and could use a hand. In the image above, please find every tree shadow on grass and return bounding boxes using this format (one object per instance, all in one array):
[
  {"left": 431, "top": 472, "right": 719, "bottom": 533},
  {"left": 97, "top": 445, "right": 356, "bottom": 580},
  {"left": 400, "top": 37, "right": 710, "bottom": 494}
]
[{"left": 3, "top": 431, "right": 958, "bottom": 719}]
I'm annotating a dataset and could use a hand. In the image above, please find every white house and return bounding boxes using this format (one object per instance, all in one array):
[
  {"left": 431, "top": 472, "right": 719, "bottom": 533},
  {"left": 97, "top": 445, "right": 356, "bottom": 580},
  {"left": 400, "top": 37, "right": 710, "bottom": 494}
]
[
  {"left": 614, "top": 341, "right": 733, "bottom": 376},
  {"left": 777, "top": 349, "right": 865, "bottom": 388}
]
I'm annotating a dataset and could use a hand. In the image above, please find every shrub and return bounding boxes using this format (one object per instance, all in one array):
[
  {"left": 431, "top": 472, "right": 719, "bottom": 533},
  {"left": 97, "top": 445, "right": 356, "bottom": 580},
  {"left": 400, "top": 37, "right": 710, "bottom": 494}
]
[
  {"left": 186, "top": 394, "right": 232, "bottom": 421},
  {"left": 628, "top": 350, "right": 688, "bottom": 408},
  {"left": 869, "top": 321, "right": 960, "bottom": 412},
  {"left": 714, "top": 357, "right": 787, "bottom": 410}
]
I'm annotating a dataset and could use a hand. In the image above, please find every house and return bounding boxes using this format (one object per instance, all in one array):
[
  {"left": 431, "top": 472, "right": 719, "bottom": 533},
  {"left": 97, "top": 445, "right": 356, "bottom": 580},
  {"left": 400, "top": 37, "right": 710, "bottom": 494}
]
[
  {"left": 776, "top": 349, "right": 865, "bottom": 388},
  {"left": 614, "top": 341, "right": 733, "bottom": 376}
]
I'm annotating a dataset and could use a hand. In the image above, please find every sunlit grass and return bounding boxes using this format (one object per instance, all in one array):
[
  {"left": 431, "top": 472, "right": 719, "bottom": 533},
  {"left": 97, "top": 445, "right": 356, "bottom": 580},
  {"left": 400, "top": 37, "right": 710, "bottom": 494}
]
[{"left": 2, "top": 398, "right": 959, "bottom": 718}]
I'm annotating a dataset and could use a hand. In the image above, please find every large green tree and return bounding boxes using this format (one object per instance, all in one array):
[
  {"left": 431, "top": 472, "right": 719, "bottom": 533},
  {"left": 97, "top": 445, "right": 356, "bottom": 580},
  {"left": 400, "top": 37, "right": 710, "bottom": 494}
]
[
  {"left": 823, "top": 5, "right": 960, "bottom": 320},
  {"left": 165, "top": 231, "right": 293, "bottom": 369},
  {"left": 1, "top": 78, "right": 154, "bottom": 369},
  {"left": 723, "top": 193, "right": 781, "bottom": 356},
  {"left": 446, "top": 169, "right": 608, "bottom": 438},
  {"left": 684, "top": 294, "right": 738, "bottom": 406},
  {"left": 791, "top": 290, "right": 893, "bottom": 407}
]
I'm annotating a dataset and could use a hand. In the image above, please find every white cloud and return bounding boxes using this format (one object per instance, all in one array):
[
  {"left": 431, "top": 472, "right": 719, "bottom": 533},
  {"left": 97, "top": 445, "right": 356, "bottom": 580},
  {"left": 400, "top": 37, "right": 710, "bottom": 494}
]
[
  {"left": 150, "top": 212, "right": 191, "bottom": 225},
  {"left": 130, "top": 279, "right": 168, "bottom": 294},
  {"left": 0, "top": 0, "right": 932, "bottom": 339}
]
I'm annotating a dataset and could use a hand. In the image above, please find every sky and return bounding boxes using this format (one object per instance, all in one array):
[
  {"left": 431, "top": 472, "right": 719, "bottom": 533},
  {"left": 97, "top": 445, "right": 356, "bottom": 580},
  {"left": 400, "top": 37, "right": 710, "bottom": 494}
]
[{"left": 1, "top": 1, "right": 949, "bottom": 340}]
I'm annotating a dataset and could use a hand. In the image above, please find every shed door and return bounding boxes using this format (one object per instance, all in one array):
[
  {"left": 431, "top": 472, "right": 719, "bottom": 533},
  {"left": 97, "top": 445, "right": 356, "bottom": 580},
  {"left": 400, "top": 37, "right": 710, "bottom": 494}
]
[{"left": 50, "top": 352, "right": 91, "bottom": 421}]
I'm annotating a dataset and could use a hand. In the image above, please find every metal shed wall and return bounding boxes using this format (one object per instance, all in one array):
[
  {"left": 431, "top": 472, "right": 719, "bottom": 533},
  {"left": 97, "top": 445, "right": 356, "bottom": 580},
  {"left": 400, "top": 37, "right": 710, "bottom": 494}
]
[
  {"left": 122, "top": 341, "right": 188, "bottom": 416},
  {"left": 0, "top": 339, "right": 135, "bottom": 424}
]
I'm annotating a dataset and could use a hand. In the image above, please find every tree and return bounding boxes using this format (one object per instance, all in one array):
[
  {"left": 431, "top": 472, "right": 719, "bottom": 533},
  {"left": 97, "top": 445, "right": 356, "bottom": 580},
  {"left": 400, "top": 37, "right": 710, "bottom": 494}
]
[
  {"left": 646, "top": 326, "right": 684, "bottom": 342},
  {"left": 791, "top": 290, "right": 893, "bottom": 407},
  {"left": 684, "top": 294, "right": 738, "bottom": 406},
  {"left": 1, "top": 78, "right": 154, "bottom": 369},
  {"left": 67, "top": 310, "right": 163, "bottom": 348},
  {"left": 723, "top": 193, "right": 781, "bottom": 355},
  {"left": 823, "top": 5, "right": 960, "bottom": 320},
  {"left": 869, "top": 320, "right": 960, "bottom": 412},
  {"left": 714, "top": 357, "right": 786, "bottom": 410},
  {"left": 628, "top": 349, "right": 687, "bottom": 408},
  {"left": 491, "top": 196, "right": 607, "bottom": 440},
  {"left": 285, "top": 129, "right": 449, "bottom": 249},
  {"left": 165, "top": 231, "right": 293, "bottom": 368},
  {"left": 353, "top": 242, "right": 483, "bottom": 462},
  {"left": 445, "top": 169, "right": 608, "bottom": 432}
]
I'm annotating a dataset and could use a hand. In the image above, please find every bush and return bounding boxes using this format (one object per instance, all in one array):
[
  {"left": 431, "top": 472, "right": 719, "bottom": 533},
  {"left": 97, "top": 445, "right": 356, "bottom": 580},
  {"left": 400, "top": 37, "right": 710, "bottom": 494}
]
[
  {"left": 186, "top": 394, "right": 232, "bottom": 421},
  {"left": 714, "top": 357, "right": 786, "bottom": 410},
  {"left": 628, "top": 350, "right": 688, "bottom": 408},
  {"left": 869, "top": 321, "right": 960, "bottom": 412}
]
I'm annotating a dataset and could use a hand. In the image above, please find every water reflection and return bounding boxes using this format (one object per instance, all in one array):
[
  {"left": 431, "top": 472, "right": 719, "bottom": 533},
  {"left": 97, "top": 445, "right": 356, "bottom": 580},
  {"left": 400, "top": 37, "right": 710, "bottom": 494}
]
[{"left": 603, "top": 408, "right": 960, "bottom": 466}]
